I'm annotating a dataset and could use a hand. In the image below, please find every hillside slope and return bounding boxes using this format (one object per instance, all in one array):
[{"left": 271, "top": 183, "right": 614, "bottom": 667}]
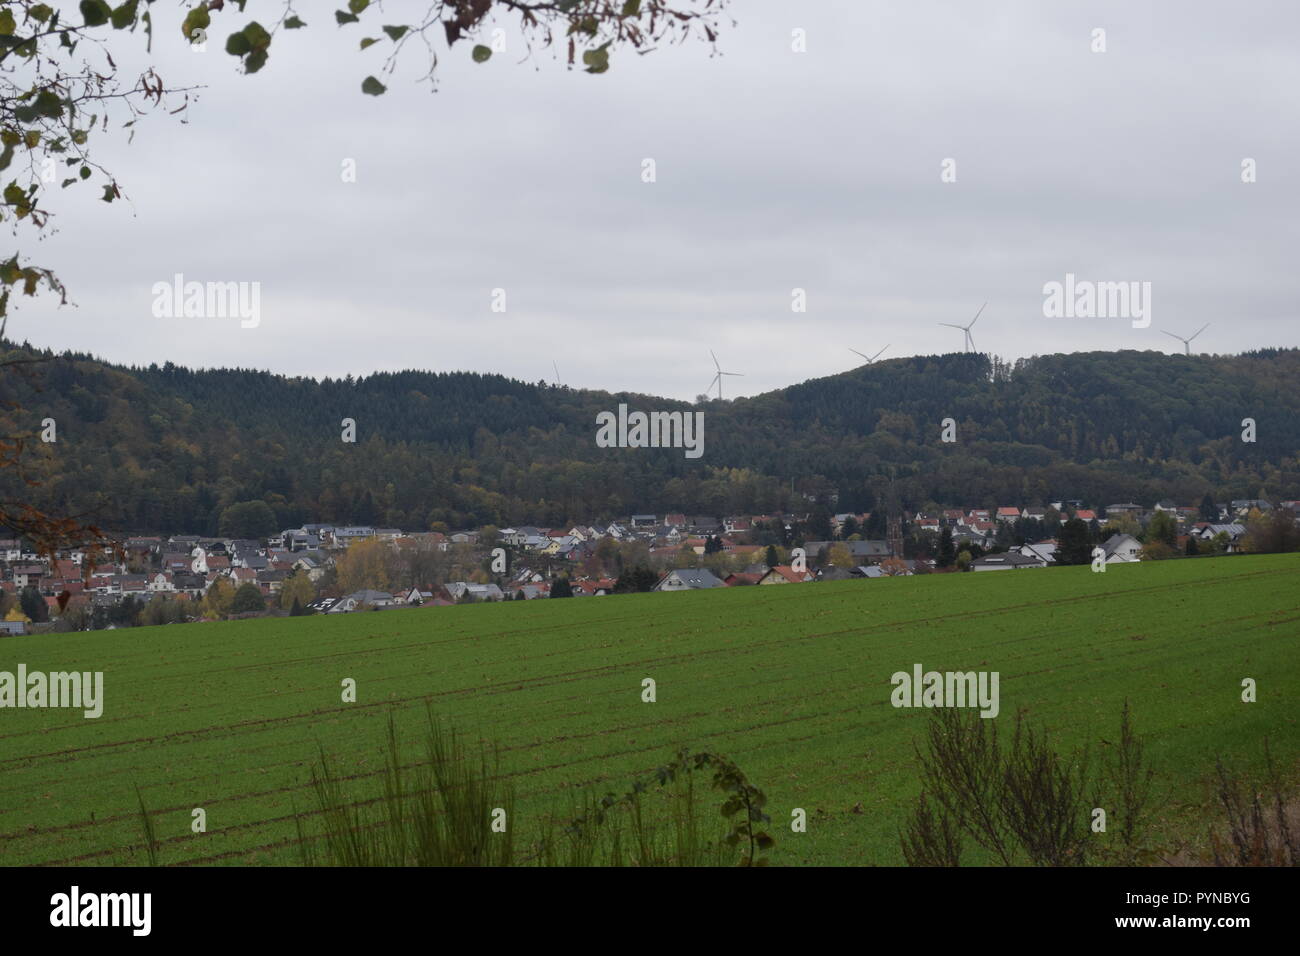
[{"left": 2, "top": 341, "right": 1298, "bottom": 532}]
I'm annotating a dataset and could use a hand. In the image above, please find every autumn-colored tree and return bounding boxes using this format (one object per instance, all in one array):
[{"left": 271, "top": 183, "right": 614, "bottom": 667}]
[
  {"left": 879, "top": 556, "right": 909, "bottom": 576},
  {"left": 336, "top": 537, "right": 393, "bottom": 594},
  {"left": 826, "top": 543, "right": 853, "bottom": 568},
  {"left": 279, "top": 571, "right": 316, "bottom": 610},
  {"left": 200, "top": 577, "right": 235, "bottom": 620},
  {"left": 1242, "top": 507, "right": 1300, "bottom": 554}
]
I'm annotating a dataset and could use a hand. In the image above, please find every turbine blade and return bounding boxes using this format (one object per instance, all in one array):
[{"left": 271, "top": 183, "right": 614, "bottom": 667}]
[
  {"left": 969, "top": 302, "right": 986, "bottom": 328},
  {"left": 1191, "top": 323, "right": 1209, "bottom": 340},
  {"left": 710, "top": 349, "right": 720, "bottom": 372},
  {"left": 872, "top": 345, "right": 890, "bottom": 361},
  {"left": 940, "top": 323, "right": 964, "bottom": 329},
  {"left": 849, "top": 348, "right": 869, "bottom": 360},
  {"left": 1159, "top": 330, "right": 1183, "bottom": 341}
]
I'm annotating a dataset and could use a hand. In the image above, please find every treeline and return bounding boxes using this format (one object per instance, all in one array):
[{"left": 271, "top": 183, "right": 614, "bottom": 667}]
[{"left": 2, "top": 341, "right": 1298, "bottom": 535}]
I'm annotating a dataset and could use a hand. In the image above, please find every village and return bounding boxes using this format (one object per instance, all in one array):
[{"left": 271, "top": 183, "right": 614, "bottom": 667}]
[{"left": 0, "top": 497, "right": 1287, "bottom": 636}]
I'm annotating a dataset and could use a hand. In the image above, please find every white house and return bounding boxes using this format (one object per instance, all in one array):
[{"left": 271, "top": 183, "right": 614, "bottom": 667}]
[{"left": 1101, "top": 534, "right": 1142, "bottom": 563}]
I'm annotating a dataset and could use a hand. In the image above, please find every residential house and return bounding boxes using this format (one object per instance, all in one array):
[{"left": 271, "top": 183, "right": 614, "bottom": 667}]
[
  {"left": 654, "top": 568, "right": 725, "bottom": 591},
  {"left": 329, "top": 589, "right": 396, "bottom": 612},
  {"left": 757, "top": 565, "right": 813, "bottom": 585},
  {"left": 1101, "top": 534, "right": 1142, "bottom": 563},
  {"left": 972, "top": 552, "right": 1046, "bottom": 571}
]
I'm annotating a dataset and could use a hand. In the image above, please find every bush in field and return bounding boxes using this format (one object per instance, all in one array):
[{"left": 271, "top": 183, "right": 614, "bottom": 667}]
[
  {"left": 902, "top": 702, "right": 1156, "bottom": 866},
  {"left": 289, "top": 708, "right": 774, "bottom": 867},
  {"left": 1208, "top": 740, "right": 1299, "bottom": 866}
]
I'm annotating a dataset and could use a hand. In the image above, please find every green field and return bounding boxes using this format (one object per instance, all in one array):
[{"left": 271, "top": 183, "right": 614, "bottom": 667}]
[{"left": 2, "top": 554, "right": 1297, "bottom": 866}]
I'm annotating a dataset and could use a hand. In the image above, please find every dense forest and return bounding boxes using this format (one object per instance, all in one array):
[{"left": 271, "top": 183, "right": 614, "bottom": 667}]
[{"left": 2, "top": 340, "right": 1297, "bottom": 536}]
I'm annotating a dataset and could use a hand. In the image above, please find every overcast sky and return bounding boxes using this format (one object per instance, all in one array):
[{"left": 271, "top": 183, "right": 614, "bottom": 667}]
[{"left": 15, "top": 0, "right": 1300, "bottom": 401}]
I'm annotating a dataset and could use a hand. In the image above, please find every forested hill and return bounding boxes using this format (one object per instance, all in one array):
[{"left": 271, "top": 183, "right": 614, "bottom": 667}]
[{"left": 3, "top": 341, "right": 1298, "bottom": 535}]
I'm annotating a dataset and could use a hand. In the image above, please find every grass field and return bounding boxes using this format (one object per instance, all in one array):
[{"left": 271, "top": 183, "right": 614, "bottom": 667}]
[{"left": 2, "top": 554, "right": 1297, "bottom": 866}]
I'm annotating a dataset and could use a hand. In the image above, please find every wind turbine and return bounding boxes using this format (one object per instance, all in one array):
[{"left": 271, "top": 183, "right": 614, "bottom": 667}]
[
  {"left": 849, "top": 344, "right": 890, "bottom": 365},
  {"left": 1161, "top": 323, "right": 1209, "bottom": 355},
  {"left": 939, "top": 302, "right": 986, "bottom": 353},
  {"left": 707, "top": 349, "right": 743, "bottom": 400}
]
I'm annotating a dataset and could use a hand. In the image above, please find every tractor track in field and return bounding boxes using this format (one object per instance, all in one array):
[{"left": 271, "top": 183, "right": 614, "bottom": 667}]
[
  {"left": 0, "top": 588, "right": 1250, "bottom": 784},
  {"left": 0, "top": 566, "right": 1275, "bottom": 761},
  {"left": 0, "top": 608, "right": 1267, "bottom": 858},
  {"left": 3, "top": 562, "right": 1296, "bottom": 864},
  {"left": 20, "top": 701, "right": 890, "bottom": 865},
  {"left": 0, "top": 588, "right": 1279, "bottom": 812}
]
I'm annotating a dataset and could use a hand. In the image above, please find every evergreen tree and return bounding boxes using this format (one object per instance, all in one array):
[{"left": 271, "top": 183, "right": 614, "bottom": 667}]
[
  {"left": 764, "top": 544, "right": 779, "bottom": 568},
  {"left": 614, "top": 566, "right": 658, "bottom": 593},
  {"left": 19, "top": 587, "right": 48, "bottom": 623},
  {"left": 1057, "top": 518, "right": 1093, "bottom": 565},
  {"left": 551, "top": 577, "right": 573, "bottom": 598},
  {"left": 1200, "top": 493, "right": 1219, "bottom": 522},
  {"left": 937, "top": 526, "right": 956, "bottom": 568}
]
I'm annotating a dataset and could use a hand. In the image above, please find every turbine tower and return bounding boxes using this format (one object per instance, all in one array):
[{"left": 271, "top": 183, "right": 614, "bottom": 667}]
[
  {"left": 707, "top": 349, "right": 743, "bottom": 400},
  {"left": 849, "top": 344, "right": 890, "bottom": 365},
  {"left": 939, "top": 302, "right": 986, "bottom": 353},
  {"left": 1160, "top": 323, "right": 1209, "bottom": 355}
]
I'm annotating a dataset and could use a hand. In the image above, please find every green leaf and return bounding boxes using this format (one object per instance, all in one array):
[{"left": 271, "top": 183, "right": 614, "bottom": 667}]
[
  {"left": 361, "top": 75, "right": 386, "bottom": 95},
  {"left": 242, "top": 21, "right": 271, "bottom": 50},
  {"left": 621, "top": 0, "right": 641, "bottom": 16},
  {"left": 382, "top": 24, "right": 408, "bottom": 41},
  {"left": 180, "top": 5, "right": 209, "bottom": 40},
  {"left": 110, "top": 0, "right": 139, "bottom": 30},
  {"left": 80, "top": 0, "right": 112, "bottom": 27},
  {"left": 34, "top": 90, "right": 64, "bottom": 119},
  {"left": 244, "top": 48, "right": 268, "bottom": 73},
  {"left": 0, "top": 9, "right": 15, "bottom": 35},
  {"left": 30, "top": 5, "right": 54, "bottom": 23},
  {"left": 79, "top": 166, "right": 91, "bottom": 180},
  {"left": 225, "top": 31, "right": 251, "bottom": 56},
  {"left": 335, "top": 10, "right": 358, "bottom": 25},
  {"left": 471, "top": 44, "right": 492, "bottom": 63},
  {"left": 4, "top": 182, "right": 32, "bottom": 218},
  {"left": 284, "top": 16, "right": 306, "bottom": 29},
  {"left": 582, "top": 45, "right": 610, "bottom": 74},
  {"left": 101, "top": 184, "right": 117, "bottom": 203},
  {"left": 348, "top": 0, "right": 370, "bottom": 12},
  {"left": 360, "top": 37, "right": 378, "bottom": 50}
]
